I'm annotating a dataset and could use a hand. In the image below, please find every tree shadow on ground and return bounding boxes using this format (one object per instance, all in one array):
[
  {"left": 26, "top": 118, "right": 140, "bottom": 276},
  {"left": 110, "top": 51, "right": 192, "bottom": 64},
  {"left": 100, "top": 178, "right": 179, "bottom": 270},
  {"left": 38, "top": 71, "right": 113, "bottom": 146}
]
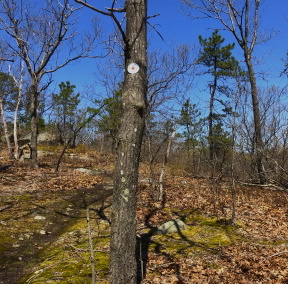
[
  {"left": 0, "top": 184, "right": 112, "bottom": 284},
  {"left": 136, "top": 207, "right": 230, "bottom": 283}
]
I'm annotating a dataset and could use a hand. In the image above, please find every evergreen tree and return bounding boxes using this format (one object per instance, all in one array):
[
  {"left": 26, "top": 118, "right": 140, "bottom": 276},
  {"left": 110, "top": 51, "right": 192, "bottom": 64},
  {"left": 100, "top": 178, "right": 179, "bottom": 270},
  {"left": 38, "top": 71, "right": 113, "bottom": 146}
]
[
  {"left": 197, "top": 30, "right": 242, "bottom": 163},
  {"left": 52, "top": 81, "right": 80, "bottom": 146},
  {"left": 97, "top": 88, "right": 122, "bottom": 150},
  {"left": 0, "top": 72, "right": 19, "bottom": 113},
  {"left": 178, "top": 99, "right": 203, "bottom": 171}
]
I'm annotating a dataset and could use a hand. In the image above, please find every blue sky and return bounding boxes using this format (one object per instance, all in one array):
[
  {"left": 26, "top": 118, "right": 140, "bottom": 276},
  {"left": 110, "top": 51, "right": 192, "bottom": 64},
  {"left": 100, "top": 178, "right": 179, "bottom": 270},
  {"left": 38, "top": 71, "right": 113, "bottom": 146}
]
[{"left": 53, "top": 0, "right": 288, "bottom": 100}]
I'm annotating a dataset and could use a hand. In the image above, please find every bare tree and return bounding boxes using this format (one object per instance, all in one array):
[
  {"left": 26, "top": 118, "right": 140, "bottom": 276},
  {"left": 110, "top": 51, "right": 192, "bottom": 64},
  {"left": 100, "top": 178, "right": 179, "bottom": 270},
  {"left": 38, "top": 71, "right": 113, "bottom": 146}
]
[
  {"left": 74, "top": 1, "right": 147, "bottom": 283},
  {"left": 182, "top": 0, "right": 267, "bottom": 183},
  {"left": 158, "top": 123, "right": 176, "bottom": 203},
  {"left": 8, "top": 62, "right": 25, "bottom": 160},
  {"left": 0, "top": 71, "right": 18, "bottom": 159},
  {"left": 147, "top": 45, "right": 194, "bottom": 113},
  {"left": 0, "top": 0, "right": 101, "bottom": 167},
  {"left": 0, "top": 38, "right": 14, "bottom": 63},
  {"left": 0, "top": 95, "right": 13, "bottom": 158},
  {"left": 143, "top": 46, "right": 195, "bottom": 197},
  {"left": 144, "top": 119, "right": 176, "bottom": 201},
  {"left": 257, "top": 86, "right": 288, "bottom": 185}
]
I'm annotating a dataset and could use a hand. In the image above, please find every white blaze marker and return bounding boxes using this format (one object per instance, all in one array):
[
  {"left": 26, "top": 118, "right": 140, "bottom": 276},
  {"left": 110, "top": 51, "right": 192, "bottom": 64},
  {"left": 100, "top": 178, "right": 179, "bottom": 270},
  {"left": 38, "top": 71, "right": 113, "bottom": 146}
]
[{"left": 127, "top": 63, "right": 140, "bottom": 74}]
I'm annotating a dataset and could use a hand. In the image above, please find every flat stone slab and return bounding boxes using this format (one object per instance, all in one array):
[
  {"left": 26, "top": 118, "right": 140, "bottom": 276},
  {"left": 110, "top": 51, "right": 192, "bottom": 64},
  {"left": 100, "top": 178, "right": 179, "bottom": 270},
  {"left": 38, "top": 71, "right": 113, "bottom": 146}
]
[
  {"left": 74, "top": 168, "right": 101, "bottom": 175},
  {"left": 34, "top": 215, "right": 46, "bottom": 220}
]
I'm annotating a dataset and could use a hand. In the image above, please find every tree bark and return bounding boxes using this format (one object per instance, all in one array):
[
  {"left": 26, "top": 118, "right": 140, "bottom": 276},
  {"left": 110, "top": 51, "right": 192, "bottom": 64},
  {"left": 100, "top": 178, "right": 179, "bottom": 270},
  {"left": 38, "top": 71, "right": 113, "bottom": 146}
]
[
  {"left": 13, "top": 96, "right": 21, "bottom": 160},
  {"left": 244, "top": 51, "right": 266, "bottom": 184},
  {"left": 30, "top": 82, "right": 39, "bottom": 168},
  {"left": 158, "top": 125, "right": 176, "bottom": 202},
  {"left": 208, "top": 75, "right": 217, "bottom": 163},
  {"left": 109, "top": 0, "right": 147, "bottom": 283},
  {"left": 12, "top": 73, "right": 23, "bottom": 160},
  {"left": 0, "top": 97, "right": 14, "bottom": 159}
]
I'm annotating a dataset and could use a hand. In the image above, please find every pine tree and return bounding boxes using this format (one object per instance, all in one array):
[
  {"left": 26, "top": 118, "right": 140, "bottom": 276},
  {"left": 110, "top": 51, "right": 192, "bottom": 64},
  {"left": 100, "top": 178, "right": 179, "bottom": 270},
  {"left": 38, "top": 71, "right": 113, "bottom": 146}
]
[
  {"left": 97, "top": 88, "right": 122, "bottom": 151},
  {"left": 197, "top": 30, "right": 242, "bottom": 164},
  {"left": 52, "top": 81, "right": 80, "bottom": 146},
  {"left": 178, "top": 99, "right": 203, "bottom": 172}
]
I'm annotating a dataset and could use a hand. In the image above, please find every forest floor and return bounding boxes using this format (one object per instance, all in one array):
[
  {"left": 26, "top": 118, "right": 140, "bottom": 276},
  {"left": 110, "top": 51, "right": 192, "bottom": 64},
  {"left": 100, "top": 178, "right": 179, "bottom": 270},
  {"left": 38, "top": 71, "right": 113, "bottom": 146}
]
[{"left": 0, "top": 146, "right": 288, "bottom": 284}]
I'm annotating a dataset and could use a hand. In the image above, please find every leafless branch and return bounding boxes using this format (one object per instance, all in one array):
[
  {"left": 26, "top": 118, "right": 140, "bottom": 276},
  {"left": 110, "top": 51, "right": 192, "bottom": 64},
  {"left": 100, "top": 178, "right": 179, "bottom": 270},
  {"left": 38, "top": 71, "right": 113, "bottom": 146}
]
[
  {"left": 75, "top": 0, "right": 111, "bottom": 16},
  {"left": 148, "top": 13, "right": 160, "bottom": 19},
  {"left": 75, "top": 0, "right": 127, "bottom": 44},
  {"left": 147, "top": 21, "right": 165, "bottom": 42},
  {"left": 0, "top": 58, "right": 14, "bottom": 62}
]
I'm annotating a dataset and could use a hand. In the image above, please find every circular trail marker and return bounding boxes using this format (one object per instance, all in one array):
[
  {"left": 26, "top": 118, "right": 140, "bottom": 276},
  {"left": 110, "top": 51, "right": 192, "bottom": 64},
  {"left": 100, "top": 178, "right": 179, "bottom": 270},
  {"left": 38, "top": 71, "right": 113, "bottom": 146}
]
[{"left": 127, "top": 63, "right": 139, "bottom": 74}]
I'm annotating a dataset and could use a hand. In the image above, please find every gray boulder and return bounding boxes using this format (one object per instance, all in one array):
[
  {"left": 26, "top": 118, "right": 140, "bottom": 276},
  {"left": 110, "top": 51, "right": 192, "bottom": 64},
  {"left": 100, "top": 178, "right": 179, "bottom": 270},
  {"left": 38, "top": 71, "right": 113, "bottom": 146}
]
[
  {"left": 157, "top": 219, "right": 187, "bottom": 234},
  {"left": 19, "top": 132, "right": 57, "bottom": 145}
]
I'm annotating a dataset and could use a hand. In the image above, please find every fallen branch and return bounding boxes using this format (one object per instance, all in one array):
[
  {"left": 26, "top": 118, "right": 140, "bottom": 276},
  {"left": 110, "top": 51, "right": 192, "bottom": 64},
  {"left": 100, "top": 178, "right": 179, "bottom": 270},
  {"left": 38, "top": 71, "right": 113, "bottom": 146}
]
[
  {"left": 1, "top": 176, "right": 18, "bottom": 182},
  {"left": 68, "top": 243, "right": 106, "bottom": 253},
  {"left": 262, "top": 251, "right": 288, "bottom": 261},
  {"left": 0, "top": 204, "right": 13, "bottom": 212},
  {"left": 237, "top": 181, "right": 287, "bottom": 191}
]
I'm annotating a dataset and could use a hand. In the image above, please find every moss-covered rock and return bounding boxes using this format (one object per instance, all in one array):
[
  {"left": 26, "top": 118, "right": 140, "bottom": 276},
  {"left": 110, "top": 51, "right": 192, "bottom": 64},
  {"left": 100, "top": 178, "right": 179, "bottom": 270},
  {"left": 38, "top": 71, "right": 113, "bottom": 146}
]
[{"left": 149, "top": 209, "right": 240, "bottom": 259}]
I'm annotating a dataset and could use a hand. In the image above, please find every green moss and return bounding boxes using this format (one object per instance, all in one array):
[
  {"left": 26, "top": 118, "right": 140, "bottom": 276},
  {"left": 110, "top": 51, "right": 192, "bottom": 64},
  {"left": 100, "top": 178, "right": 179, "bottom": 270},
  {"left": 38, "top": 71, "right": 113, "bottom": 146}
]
[
  {"left": 12, "top": 193, "right": 34, "bottom": 201},
  {"left": 21, "top": 214, "right": 110, "bottom": 283},
  {"left": 151, "top": 223, "right": 231, "bottom": 256},
  {"left": 22, "top": 249, "right": 109, "bottom": 283},
  {"left": 38, "top": 145, "right": 61, "bottom": 152},
  {"left": 0, "top": 235, "right": 13, "bottom": 256},
  {"left": 94, "top": 252, "right": 110, "bottom": 277},
  {"left": 149, "top": 209, "right": 242, "bottom": 259}
]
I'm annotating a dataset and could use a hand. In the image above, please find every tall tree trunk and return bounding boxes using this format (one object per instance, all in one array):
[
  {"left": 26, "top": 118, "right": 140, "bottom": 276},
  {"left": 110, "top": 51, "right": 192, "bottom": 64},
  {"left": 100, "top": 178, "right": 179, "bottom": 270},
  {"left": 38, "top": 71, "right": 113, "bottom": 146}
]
[
  {"left": 158, "top": 125, "right": 176, "bottom": 202},
  {"left": 244, "top": 51, "right": 266, "bottom": 184},
  {"left": 30, "top": 83, "right": 39, "bottom": 168},
  {"left": 147, "top": 135, "right": 157, "bottom": 200},
  {"left": 0, "top": 98, "right": 14, "bottom": 159},
  {"left": 10, "top": 63, "right": 24, "bottom": 160},
  {"left": 208, "top": 78, "right": 217, "bottom": 163},
  {"left": 13, "top": 82, "right": 22, "bottom": 160},
  {"left": 208, "top": 72, "right": 217, "bottom": 177},
  {"left": 109, "top": 0, "right": 147, "bottom": 283}
]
